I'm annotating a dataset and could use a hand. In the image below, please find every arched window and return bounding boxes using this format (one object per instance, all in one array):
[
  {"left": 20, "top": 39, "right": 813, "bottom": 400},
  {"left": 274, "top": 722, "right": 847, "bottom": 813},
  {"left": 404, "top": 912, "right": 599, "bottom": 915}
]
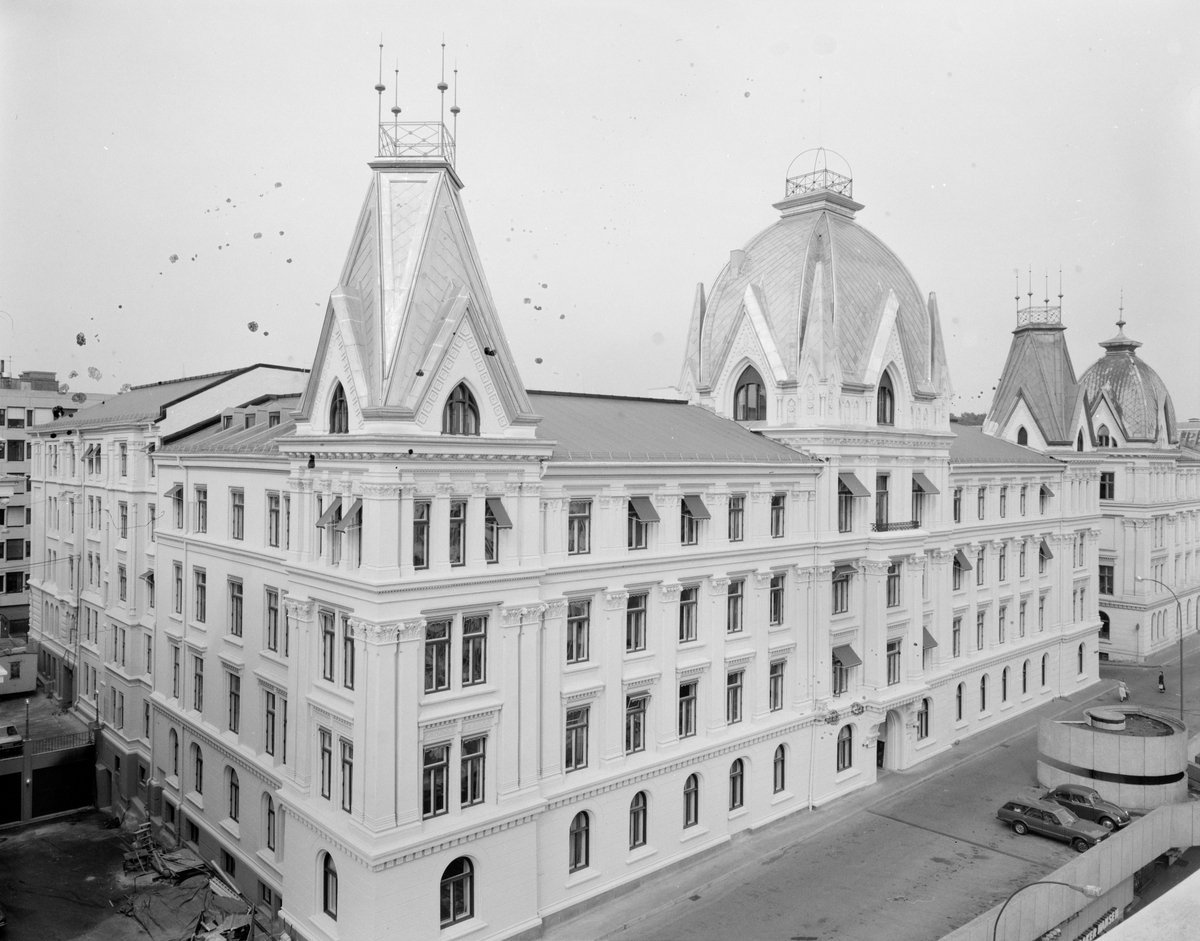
[
  {"left": 265, "top": 795, "right": 276, "bottom": 851},
  {"left": 955, "top": 683, "right": 964, "bottom": 721},
  {"left": 1076, "top": 430, "right": 1084, "bottom": 451},
  {"left": 1099, "top": 610, "right": 1110, "bottom": 640},
  {"left": 836, "top": 725, "right": 853, "bottom": 772},
  {"left": 683, "top": 774, "right": 699, "bottom": 828},
  {"left": 729, "top": 758, "right": 745, "bottom": 810},
  {"left": 1002, "top": 667, "right": 1010, "bottom": 703},
  {"left": 1022, "top": 659, "right": 1030, "bottom": 695},
  {"left": 773, "top": 745, "right": 786, "bottom": 792},
  {"left": 322, "top": 853, "right": 338, "bottom": 919},
  {"left": 916, "top": 699, "right": 930, "bottom": 740},
  {"left": 227, "top": 768, "right": 240, "bottom": 822},
  {"left": 442, "top": 383, "right": 480, "bottom": 436},
  {"left": 733, "top": 366, "right": 767, "bottom": 421},
  {"left": 440, "top": 857, "right": 474, "bottom": 927},
  {"left": 1078, "top": 642, "right": 1086, "bottom": 674},
  {"left": 629, "top": 791, "right": 648, "bottom": 849},
  {"left": 328, "top": 382, "right": 348, "bottom": 434},
  {"left": 192, "top": 744, "right": 204, "bottom": 794},
  {"left": 1097, "top": 424, "right": 1111, "bottom": 447},
  {"left": 980, "top": 675, "right": 988, "bottom": 712},
  {"left": 568, "top": 811, "right": 590, "bottom": 872},
  {"left": 1041, "top": 653, "right": 1048, "bottom": 687},
  {"left": 1016, "top": 426, "right": 1028, "bottom": 446},
  {"left": 169, "top": 728, "right": 179, "bottom": 777},
  {"left": 876, "top": 372, "right": 895, "bottom": 425}
]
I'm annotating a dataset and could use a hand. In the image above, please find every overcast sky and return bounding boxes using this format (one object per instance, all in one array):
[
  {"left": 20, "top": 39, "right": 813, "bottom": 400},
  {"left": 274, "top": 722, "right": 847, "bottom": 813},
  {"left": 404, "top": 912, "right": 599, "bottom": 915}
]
[{"left": 2, "top": 1, "right": 1198, "bottom": 419}]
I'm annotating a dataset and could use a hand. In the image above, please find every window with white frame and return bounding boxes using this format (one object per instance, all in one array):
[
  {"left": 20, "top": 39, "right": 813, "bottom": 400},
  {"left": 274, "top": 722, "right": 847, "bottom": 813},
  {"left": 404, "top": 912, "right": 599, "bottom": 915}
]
[{"left": 626, "top": 593, "right": 648, "bottom": 652}]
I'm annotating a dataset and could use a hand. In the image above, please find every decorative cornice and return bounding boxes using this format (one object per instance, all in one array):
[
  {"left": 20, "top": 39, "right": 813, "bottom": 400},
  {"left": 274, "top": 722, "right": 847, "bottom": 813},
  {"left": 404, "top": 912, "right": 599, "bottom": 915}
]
[
  {"left": 676, "top": 659, "right": 710, "bottom": 678},
  {"left": 621, "top": 673, "right": 660, "bottom": 691},
  {"left": 349, "top": 618, "right": 404, "bottom": 645},
  {"left": 709, "top": 578, "right": 730, "bottom": 595},
  {"left": 660, "top": 584, "right": 683, "bottom": 602},
  {"left": 283, "top": 599, "right": 314, "bottom": 621},
  {"left": 604, "top": 590, "right": 629, "bottom": 611},
  {"left": 361, "top": 483, "right": 401, "bottom": 498},
  {"left": 499, "top": 604, "right": 550, "bottom": 627}
]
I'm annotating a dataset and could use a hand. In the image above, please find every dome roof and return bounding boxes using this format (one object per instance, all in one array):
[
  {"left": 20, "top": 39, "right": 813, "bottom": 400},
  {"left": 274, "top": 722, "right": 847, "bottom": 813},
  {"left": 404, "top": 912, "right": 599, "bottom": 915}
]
[
  {"left": 694, "top": 184, "right": 941, "bottom": 394},
  {"left": 1078, "top": 321, "right": 1177, "bottom": 444}
]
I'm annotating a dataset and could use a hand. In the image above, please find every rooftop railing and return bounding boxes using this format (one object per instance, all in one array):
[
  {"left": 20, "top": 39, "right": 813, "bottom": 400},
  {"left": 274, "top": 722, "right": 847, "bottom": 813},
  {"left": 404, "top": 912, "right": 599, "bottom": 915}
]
[
  {"left": 1017, "top": 305, "right": 1062, "bottom": 326},
  {"left": 377, "top": 121, "right": 456, "bottom": 165},
  {"left": 785, "top": 168, "right": 853, "bottom": 198}
]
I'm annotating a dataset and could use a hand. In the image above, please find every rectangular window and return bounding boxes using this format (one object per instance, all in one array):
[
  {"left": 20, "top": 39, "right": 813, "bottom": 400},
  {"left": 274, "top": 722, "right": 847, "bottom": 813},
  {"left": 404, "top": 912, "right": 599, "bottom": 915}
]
[
  {"left": 625, "top": 694, "right": 647, "bottom": 754},
  {"left": 999, "top": 486, "right": 1007, "bottom": 518},
  {"left": 627, "top": 500, "right": 649, "bottom": 549},
  {"left": 1100, "top": 472, "right": 1115, "bottom": 501},
  {"left": 264, "top": 691, "right": 277, "bottom": 756},
  {"left": 1040, "top": 487, "right": 1048, "bottom": 514},
  {"left": 195, "top": 486, "right": 207, "bottom": 533},
  {"left": 424, "top": 620, "right": 450, "bottom": 693},
  {"left": 769, "top": 573, "right": 785, "bottom": 624},
  {"left": 319, "top": 729, "right": 332, "bottom": 799},
  {"left": 461, "top": 736, "right": 486, "bottom": 806},
  {"left": 283, "top": 494, "right": 290, "bottom": 549},
  {"left": 118, "top": 502, "right": 128, "bottom": 539},
  {"left": 171, "top": 644, "right": 180, "bottom": 698},
  {"left": 1038, "top": 595, "right": 1046, "bottom": 631},
  {"left": 172, "top": 562, "right": 183, "bottom": 614},
  {"left": 119, "top": 442, "right": 128, "bottom": 477},
  {"left": 952, "top": 617, "right": 962, "bottom": 658},
  {"left": 193, "top": 655, "right": 204, "bottom": 712},
  {"left": 413, "top": 500, "right": 430, "bottom": 569},
  {"left": 771, "top": 493, "right": 786, "bottom": 537},
  {"left": 678, "top": 681, "right": 697, "bottom": 737},
  {"left": 626, "top": 593, "right": 647, "bottom": 652},
  {"left": 977, "top": 486, "right": 986, "bottom": 520},
  {"left": 265, "top": 589, "right": 279, "bottom": 651},
  {"left": 680, "top": 500, "right": 699, "bottom": 546},
  {"left": 267, "top": 493, "right": 281, "bottom": 547},
  {"left": 832, "top": 574, "right": 850, "bottom": 614},
  {"left": 484, "top": 502, "right": 500, "bottom": 564},
  {"left": 228, "top": 580, "right": 243, "bottom": 637},
  {"left": 1099, "top": 564, "right": 1114, "bottom": 595},
  {"left": 228, "top": 673, "right": 241, "bottom": 733},
  {"left": 728, "top": 495, "right": 744, "bottom": 542},
  {"left": 320, "top": 612, "right": 335, "bottom": 682},
  {"left": 832, "top": 656, "right": 849, "bottom": 696},
  {"left": 230, "top": 489, "right": 244, "bottom": 540},
  {"left": 678, "top": 586, "right": 698, "bottom": 642},
  {"left": 1020, "top": 485, "right": 1027, "bottom": 515},
  {"left": 566, "top": 600, "right": 590, "bottom": 663},
  {"left": 565, "top": 706, "right": 589, "bottom": 771},
  {"left": 567, "top": 499, "right": 591, "bottom": 554},
  {"left": 423, "top": 744, "right": 449, "bottom": 817},
  {"left": 340, "top": 740, "right": 353, "bottom": 813},
  {"left": 118, "top": 564, "right": 127, "bottom": 602},
  {"left": 193, "top": 569, "right": 206, "bottom": 622},
  {"left": 726, "top": 670, "right": 743, "bottom": 724},
  {"left": 886, "top": 563, "right": 900, "bottom": 607},
  {"left": 1020, "top": 544, "right": 1027, "bottom": 578},
  {"left": 886, "top": 639, "right": 901, "bottom": 685},
  {"left": 976, "top": 611, "right": 986, "bottom": 650},
  {"left": 875, "top": 474, "right": 889, "bottom": 529},
  {"left": 769, "top": 660, "right": 784, "bottom": 711},
  {"left": 342, "top": 616, "right": 355, "bottom": 689},
  {"left": 953, "top": 488, "right": 962, "bottom": 523},
  {"left": 999, "top": 548, "right": 1007, "bottom": 582},
  {"left": 449, "top": 500, "right": 466, "bottom": 566},
  {"left": 838, "top": 484, "right": 854, "bottom": 533},
  {"left": 976, "top": 548, "right": 986, "bottom": 586},
  {"left": 727, "top": 579, "right": 744, "bottom": 633},
  {"left": 998, "top": 605, "right": 1007, "bottom": 644},
  {"left": 462, "top": 616, "right": 487, "bottom": 686}
]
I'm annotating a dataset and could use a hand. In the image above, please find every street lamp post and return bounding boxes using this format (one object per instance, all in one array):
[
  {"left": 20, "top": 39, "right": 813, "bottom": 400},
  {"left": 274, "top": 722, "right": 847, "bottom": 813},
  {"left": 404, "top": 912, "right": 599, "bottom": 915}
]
[
  {"left": 1136, "top": 576, "right": 1183, "bottom": 724},
  {"left": 992, "top": 881, "right": 1103, "bottom": 941}
]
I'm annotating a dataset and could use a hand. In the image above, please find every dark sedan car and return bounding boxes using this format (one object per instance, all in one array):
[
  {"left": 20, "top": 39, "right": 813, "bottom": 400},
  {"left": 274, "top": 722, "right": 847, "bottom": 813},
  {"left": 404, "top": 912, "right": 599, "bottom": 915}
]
[
  {"left": 1042, "top": 784, "right": 1131, "bottom": 831},
  {"left": 997, "top": 797, "right": 1111, "bottom": 852}
]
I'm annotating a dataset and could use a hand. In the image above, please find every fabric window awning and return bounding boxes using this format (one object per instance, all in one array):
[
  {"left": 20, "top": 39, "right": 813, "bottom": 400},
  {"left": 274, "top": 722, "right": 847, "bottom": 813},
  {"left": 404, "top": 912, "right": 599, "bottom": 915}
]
[
  {"left": 837, "top": 472, "right": 870, "bottom": 497},
  {"left": 485, "top": 496, "right": 514, "bottom": 529},
  {"left": 332, "top": 498, "right": 361, "bottom": 532},
  {"left": 628, "top": 496, "right": 660, "bottom": 523},
  {"left": 316, "top": 497, "right": 343, "bottom": 528},
  {"left": 163, "top": 484, "right": 183, "bottom": 500},
  {"left": 911, "top": 471, "right": 940, "bottom": 494},
  {"left": 681, "top": 494, "right": 711, "bottom": 520},
  {"left": 922, "top": 627, "right": 938, "bottom": 650},
  {"left": 1040, "top": 484, "right": 1055, "bottom": 498},
  {"left": 831, "top": 644, "right": 862, "bottom": 667},
  {"left": 832, "top": 563, "right": 857, "bottom": 579},
  {"left": 140, "top": 570, "right": 154, "bottom": 584},
  {"left": 953, "top": 548, "right": 973, "bottom": 570},
  {"left": 1039, "top": 539, "right": 1054, "bottom": 560}
]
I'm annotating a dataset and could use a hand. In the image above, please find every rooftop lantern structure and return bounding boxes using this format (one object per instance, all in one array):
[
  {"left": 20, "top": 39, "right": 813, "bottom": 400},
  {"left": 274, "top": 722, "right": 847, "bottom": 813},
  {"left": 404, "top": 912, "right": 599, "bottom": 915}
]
[
  {"left": 1015, "top": 268, "right": 1063, "bottom": 327},
  {"left": 784, "top": 148, "right": 853, "bottom": 199},
  {"left": 374, "top": 40, "right": 458, "bottom": 167}
]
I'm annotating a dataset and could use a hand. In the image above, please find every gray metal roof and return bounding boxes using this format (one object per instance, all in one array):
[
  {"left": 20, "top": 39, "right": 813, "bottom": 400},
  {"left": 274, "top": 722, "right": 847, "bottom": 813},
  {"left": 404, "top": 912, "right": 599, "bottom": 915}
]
[
  {"left": 1078, "top": 327, "right": 1177, "bottom": 443},
  {"left": 949, "top": 422, "right": 1062, "bottom": 465},
  {"left": 985, "top": 323, "right": 1079, "bottom": 446},
  {"left": 528, "top": 391, "right": 818, "bottom": 464},
  {"left": 159, "top": 396, "right": 302, "bottom": 455}
]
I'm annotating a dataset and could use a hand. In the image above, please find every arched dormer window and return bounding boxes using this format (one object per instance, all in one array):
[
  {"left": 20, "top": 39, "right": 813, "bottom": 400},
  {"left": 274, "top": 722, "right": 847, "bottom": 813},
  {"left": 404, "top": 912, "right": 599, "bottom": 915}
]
[
  {"left": 733, "top": 366, "right": 767, "bottom": 421},
  {"left": 1076, "top": 430, "right": 1084, "bottom": 451},
  {"left": 328, "top": 382, "right": 348, "bottom": 434},
  {"left": 876, "top": 372, "right": 895, "bottom": 425},
  {"left": 1096, "top": 425, "right": 1111, "bottom": 447},
  {"left": 1016, "top": 426, "right": 1028, "bottom": 446},
  {"left": 442, "top": 383, "right": 480, "bottom": 436}
]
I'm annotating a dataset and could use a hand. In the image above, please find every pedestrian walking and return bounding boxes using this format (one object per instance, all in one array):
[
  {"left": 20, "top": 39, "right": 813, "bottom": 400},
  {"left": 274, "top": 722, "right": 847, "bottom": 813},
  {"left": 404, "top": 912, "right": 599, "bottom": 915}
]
[
  {"left": 1158, "top": 671, "right": 1166, "bottom": 693},
  {"left": 1118, "top": 681, "right": 1129, "bottom": 702}
]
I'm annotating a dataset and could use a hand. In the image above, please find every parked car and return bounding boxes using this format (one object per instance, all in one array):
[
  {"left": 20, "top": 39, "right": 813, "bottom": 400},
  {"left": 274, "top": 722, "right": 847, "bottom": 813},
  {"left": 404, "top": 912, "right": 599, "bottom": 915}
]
[
  {"left": 997, "top": 797, "right": 1111, "bottom": 852},
  {"left": 0, "top": 725, "right": 22, "bottom": 756},
  {"left": 1041, "top": 784, "right": 1131, "bottom": 831}
]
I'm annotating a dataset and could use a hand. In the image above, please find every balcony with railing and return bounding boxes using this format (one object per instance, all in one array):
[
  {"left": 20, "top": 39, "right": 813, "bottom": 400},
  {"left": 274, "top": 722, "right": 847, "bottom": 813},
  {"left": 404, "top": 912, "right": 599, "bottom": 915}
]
[
  {"left": 377, "top": 121, "right": 456, "bottom": 166},
  {"left": 871, "top": 520, "right": 920, "bottom": 533}
]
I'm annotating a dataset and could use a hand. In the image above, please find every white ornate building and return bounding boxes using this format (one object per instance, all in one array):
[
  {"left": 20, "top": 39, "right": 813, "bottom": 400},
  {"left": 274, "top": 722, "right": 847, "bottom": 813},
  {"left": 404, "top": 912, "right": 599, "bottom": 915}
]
[{"left": 26, "top": 131, "right": 1134, "bottom": 941}]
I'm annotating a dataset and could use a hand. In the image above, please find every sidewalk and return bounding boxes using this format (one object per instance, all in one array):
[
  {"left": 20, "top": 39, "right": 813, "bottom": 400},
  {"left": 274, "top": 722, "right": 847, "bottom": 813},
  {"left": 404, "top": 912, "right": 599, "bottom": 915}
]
[{"left": 541, "top": 677, "right": 1124, "bottom": 941}]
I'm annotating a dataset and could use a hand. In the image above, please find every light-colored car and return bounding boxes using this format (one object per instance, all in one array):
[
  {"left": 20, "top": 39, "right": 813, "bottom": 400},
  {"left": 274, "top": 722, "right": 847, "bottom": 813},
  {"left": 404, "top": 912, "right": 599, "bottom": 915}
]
[
  {"left": 0, "top": 723, "right": 23, "bottom": 756},
  {"left": 997, "top": 797, "right": 1110, "bottom": 853},
  {"left": 1042, "top": 784, "right": 1131, "bottom": 831}
]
